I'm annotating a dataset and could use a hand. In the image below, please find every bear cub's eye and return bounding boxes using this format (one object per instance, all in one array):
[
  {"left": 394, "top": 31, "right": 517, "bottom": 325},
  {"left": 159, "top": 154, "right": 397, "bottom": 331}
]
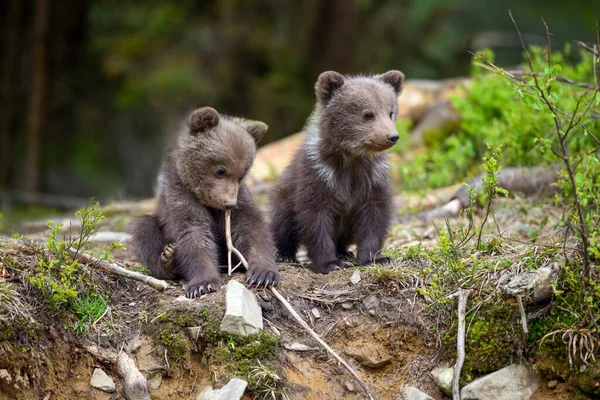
[
  {"left": 389, "top": 112, "right": 395, "bottom": 120},
  {"left": 215, "top": 167, "right": 227, "bottom": 178},
  {"left": 363, "top": 111, "right": 374, "bottom": 121}
]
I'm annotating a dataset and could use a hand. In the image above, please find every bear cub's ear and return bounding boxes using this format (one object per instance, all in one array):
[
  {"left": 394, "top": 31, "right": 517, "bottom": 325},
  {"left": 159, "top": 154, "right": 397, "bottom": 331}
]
[
  {"left": 378, "top": 70, "right": 405, "bottom": 95},
  {"left": 315, "top": 71, "right": 345, "bottom": 105},
  {"left": 242, "top": 120, "right": 269, "bottom": 144},
  {"left": 189, "top": 107, "right": 220, "bottom": 135}
]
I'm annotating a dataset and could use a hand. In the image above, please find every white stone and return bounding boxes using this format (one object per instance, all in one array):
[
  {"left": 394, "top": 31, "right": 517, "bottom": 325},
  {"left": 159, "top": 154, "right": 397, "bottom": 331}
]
[
  {"left": 197, "top": 378, "right": 247, "bottom": 400},
  {"left": 350, "top": 269, "right": 361, "bottom": 284},
  {"left": 90, "top": 368, "right": 116, "bottom": 393},
  {"left": 0, "top": 369, "right": 11, "bottom": 383},
  {"left": 431, "top": 366, "right": 453, "bottom": 396},
  {"left": 311, "top": 307, "right": 321, "bottom": 319},
  {"left": 461, "top": 364, "right": 539, "bottom": 400},
  {"left": 283, "top": 342, "right": 315, "bottom": 351},
  {"left": 402, "top": 386, "right": 434, "bottom": 400},
  {"left": 148, "top": 373, "right": 162, "bottom": 390},
  {"left": 220, "top": 280, "right": 263, "bottom": 336}
]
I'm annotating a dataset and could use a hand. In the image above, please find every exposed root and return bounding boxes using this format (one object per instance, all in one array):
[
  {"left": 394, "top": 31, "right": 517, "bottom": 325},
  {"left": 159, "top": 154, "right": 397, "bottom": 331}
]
[{"left": 117, "top": 351, "right": 151, "bottom": 400}]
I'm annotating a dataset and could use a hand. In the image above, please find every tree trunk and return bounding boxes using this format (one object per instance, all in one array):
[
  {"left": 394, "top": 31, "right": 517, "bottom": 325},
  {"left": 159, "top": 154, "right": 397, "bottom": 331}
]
[
  {"left": 24, "top": 0, "right": 50, "bottom": 193},
  {"left": 0, "top": 0, "right": 23, "bottom": 191}
]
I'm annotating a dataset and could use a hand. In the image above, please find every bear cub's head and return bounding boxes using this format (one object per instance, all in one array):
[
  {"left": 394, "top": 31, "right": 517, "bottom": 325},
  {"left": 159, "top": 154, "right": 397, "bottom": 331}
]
[
  {"left": 315, "top": 70, "right": 404, "bottom": 157},
  {"left": 174, "top": 107, "right": 267, "bottom": 210}
]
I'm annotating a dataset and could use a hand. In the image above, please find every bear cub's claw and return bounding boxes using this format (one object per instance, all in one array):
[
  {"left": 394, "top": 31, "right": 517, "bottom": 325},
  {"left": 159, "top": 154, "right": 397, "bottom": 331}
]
[
  {"left": 246, "top": 268, "right": 280, "bottom": 288},
  {"left": 276, "top": 254, "right": 298, "bottom": 264},
  {"left": 186, "top": 279, "right": 220, "bottom": 299}
]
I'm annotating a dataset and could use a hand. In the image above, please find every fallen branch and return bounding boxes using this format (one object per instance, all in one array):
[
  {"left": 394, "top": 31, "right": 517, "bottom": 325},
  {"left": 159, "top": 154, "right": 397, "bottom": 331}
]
[
  {"left": 415, "top": 165, "right": 560, "bottom": 221},
  {"left": 69, "top": 248, "right": 169, "bottom": 292},
  {"left": 223, "top": 210, "right": 375, "bottom": 400},
  {"left": 453, "top": 289, "right": 470, "bottom": 400}
]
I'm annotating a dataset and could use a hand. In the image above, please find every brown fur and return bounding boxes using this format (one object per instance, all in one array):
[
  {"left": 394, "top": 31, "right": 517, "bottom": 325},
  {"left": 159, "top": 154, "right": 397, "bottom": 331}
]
[
  {"left": 131, "top": 107, "right": 279, "bottom": 298},
  {"left": 269, "top": 71, "right": 404, "bottom": 273}
]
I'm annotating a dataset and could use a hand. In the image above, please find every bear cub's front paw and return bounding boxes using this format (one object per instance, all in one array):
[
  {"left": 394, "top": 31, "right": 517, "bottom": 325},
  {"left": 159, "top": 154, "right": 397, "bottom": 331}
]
[
  {"left": 185, "top": 276, "right": 221, "bottom": 299},
  {"left": 246, "top": 267, "right": 280, "bottom": 287}
]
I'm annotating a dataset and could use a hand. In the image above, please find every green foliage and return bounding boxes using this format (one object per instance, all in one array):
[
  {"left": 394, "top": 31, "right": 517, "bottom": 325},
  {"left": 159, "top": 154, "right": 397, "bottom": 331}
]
[
  {"left": 214, "top": 332, "right": 284, "bottom": 399},
  {"left": 150, "top": 305, "right": 285, "bottom": 399},
  {"left": 398, "top": 46, "right": 600, "bottom": 191},
  {"left": 26, "top": 200, "right": 111, "bottom": 334}
]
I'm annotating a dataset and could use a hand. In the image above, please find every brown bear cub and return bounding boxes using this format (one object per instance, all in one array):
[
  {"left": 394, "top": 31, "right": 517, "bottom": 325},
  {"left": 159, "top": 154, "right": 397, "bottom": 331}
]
[
  {"left": 269, "top": 70, "right": 404, "bottom": 273},
  {"left": 131, "top": 107, "right": 280, "bottom": 298}
]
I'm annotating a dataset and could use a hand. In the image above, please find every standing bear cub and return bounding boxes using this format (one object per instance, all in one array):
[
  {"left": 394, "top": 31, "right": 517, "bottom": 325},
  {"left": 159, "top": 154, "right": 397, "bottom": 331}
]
[
  {"left": 131, "top": 107, "right": 280, "bottom": 298},
  {"left": 269, "top": 70, "right": 404, "bottom": 273}
]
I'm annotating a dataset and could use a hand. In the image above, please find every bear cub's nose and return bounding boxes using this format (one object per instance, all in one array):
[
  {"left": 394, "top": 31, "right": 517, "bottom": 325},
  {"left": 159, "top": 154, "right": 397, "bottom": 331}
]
[
  {"left": 224, "top": 200, "right": 237, "bottom": 210},
  {"left": 387, "top": 132, "right": 399, "bottom": 144}
]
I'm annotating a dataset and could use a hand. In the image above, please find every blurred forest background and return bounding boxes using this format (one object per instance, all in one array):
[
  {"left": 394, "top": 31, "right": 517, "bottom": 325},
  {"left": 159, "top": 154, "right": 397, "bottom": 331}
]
[{"left": 1, "top": 0, "right": 598, "bottom": 204}]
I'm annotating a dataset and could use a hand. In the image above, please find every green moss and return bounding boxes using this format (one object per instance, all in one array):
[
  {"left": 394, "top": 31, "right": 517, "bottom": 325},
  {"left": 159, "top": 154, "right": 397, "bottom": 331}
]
[
  {"left": 148, "top": 305, "right": 286, "bottom": 398},
  {"left": 443, "top": 301, "right": 520, "bottom": 383},
  {"left": 214, "top": 331, "right": 284, "bottom": 398},
  {"left": 150, "top": 306, "right": 222, "bottom": 363},
  {"left": 0, "top": 318, "right": 41, "bottom": 353}
]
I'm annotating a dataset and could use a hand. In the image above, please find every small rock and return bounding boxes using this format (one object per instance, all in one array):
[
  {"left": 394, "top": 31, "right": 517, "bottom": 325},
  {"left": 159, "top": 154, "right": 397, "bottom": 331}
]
[
  {"left": 197, "top": 378, "right": 247, "bottom": 400},
  {"left": 344, "top": 381, "right": 356, "bottom": 392},
  {"left": 547, "top": 380, "right": 558, "bottom": 389},
  {"left": 148, "top": 373, "right": 162, "bottom": 390},
  {"left": 362, "top": 294, "right": 380, "bottom": 310},
  {"left": 500, "top": 266, "right": 557, "bottom": 303},
  {"left": 188, "top": 326, "right": 202, "bottom": 340},
  {"left": 311, "top": 308, "right": 321, "bottom": 319},
  {"left": 283, "top": 342, "right": 315, "bottom": 351},
  {"left": 0, "top": 369, "right": 11, "bottom": 383},
  {"left": 90, "top": 368, "right": 116, "bottom": 393},
  {"left": 461, "top": 364, "right": 539, "bottom": 400},
  {"left": 368, "top": 310, "right": 375, "bottom": 316},
  {"left": 173, "top": 295, "right": 193, "bottom": 303},
  {"left": 402, "top": 386, "right": 434, "bottom": 400},
  {"left": 220, "top": 280, "right": 263, "bottom": 336},
  {"left": 430, "top": 366, "right": 454, "bottom": 396},
  {"left": 341, "top": 302, "right": 353, "bottom": 310},
  {"left": 345, "top": 349, "right": 391, "bottom": 369},
  {"left": 350, "top": 269, "right": 361, "bottom": 284}
]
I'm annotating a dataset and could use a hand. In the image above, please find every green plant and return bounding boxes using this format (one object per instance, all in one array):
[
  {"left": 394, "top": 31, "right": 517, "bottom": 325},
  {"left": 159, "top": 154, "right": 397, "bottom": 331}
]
[{"left": 26, "top": 200, "right": 111, "bottom": 332}]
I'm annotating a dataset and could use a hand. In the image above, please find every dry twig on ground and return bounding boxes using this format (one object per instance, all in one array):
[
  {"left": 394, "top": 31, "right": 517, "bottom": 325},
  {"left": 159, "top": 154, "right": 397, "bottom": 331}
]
[
  {"left": 223, "top": 210, "right": 376, "bottom": 400},
  {"left": 69, "top": 248, "right": 169, "bottom": 291}
]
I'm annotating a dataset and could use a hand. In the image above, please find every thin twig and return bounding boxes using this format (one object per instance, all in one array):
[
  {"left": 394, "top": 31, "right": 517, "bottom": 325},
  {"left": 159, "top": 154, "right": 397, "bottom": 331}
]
[
  {"left": 225, "top": 209, "right": 243, "bottom": 275},
  {"left": 223, "top": 210, "right": 375, "bottom": 400},
  {"left": 453, "top": 289, "right": 470, "bottom": 400},
  {"left": 516, "top": 295, "right": 528, "bottom": 334},
  {"left": 69, "top": 248, "right": 169, "bottom": 291}
]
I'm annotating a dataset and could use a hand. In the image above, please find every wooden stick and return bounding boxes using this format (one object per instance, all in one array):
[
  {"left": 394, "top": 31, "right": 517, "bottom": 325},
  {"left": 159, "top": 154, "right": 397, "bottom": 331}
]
[
  {"left": 452, "top": 289, "right": 470, "bottom": 400},
  {"left": 69, "top": 248, "right": 169, "bottom": 292},
  {"left": 516, "top": 295, "right": 528, "bottom": 334},
  {"left": 225, "top": 209, "right": 243, "bottom": 275},
  {"left": 270, "top": 287, "right": 375, "bottom": 400},
  {"left": 222, "top": 211, "right": 375, "bottom": 400}
]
